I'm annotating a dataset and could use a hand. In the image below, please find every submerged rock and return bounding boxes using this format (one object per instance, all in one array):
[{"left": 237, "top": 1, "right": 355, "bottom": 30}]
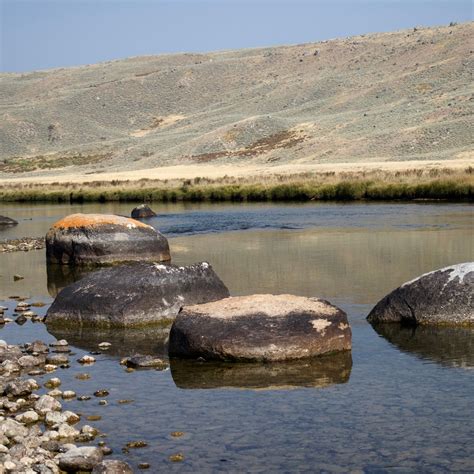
[
  {"left": 0, "top": 215, "right": 18, "bottom": 226},
  {"left": 171, "top": 352, "right": 352, "bottom": 389},
  {"left": 58, "top": 446, "right": 104, "bottom": 471},
  {"left": 367, "top": 262, "right": 474, "bottom": 326},
  {"left": 169, "top": 294, "right": 351, "bottom": 361},
  {"left": 131, "top": 204, "right": 157, "bottom": 219},
  {"left": 46, "top": 261, "right": 229, "bottom": 328},
  {"left": 45, "top": 213, "right": 170, "bottom": 265}
]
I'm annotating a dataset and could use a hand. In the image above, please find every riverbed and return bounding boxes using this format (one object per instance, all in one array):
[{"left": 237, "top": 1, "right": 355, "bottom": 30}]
[{"left": 0, "top": 202, "right": 473, "bottom": 472}]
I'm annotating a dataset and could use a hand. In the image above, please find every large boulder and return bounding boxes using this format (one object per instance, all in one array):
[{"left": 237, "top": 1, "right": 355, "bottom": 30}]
[
  {"left": 169, "top": 294, "right": 351, "bottom": 362},
  {"left": 0, "top": 215, "right": 18, "bottom": 226},
  {"left": 131, "top": 204, "right": 157, "bottom": 218},
  {"left": 45, "top": 261, "right": 230, "bottom": 328},
  {"left": 170, "top": 352, "right": 352, "bottom": 390},
  {"left": 367, "top": 262, "right": 473, "bottom": 326},
  {"left": 45, "top": 213, "right": 170, "bottom": 265}
]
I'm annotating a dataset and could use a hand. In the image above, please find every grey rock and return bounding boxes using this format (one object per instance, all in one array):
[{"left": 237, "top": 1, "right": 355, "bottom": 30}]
[
  {"left": 131, "top": 204, "right": 157, "bottom": 219},
  {"left": 45, "top": 213, "right": 170, "bottom": 265},
  {"left": 58, "top": 446, "right": 103, "bottom": 472},
  {"left": 92, "top": 460, "right": 134, "bottom": 474},
  {"left": 4, "top": 379, "right": 38, "bottom": 398},
  {"left": 34, "top": 395, "right": 61, "bottom": 415},
  {"left": 25, "top": 341, "right": 49, "bottom": 354},
  {"left": 170, "top": 294, "right": 352, "bottom": 361},
  {"left": 46, "top": 261, "right": 229, "bottom": 328},
  {"left": 124, "top": 356, "right": 168, "bottom": 369},
  {"left": 367, "top": 262, "right": 474, "bottom": 326}
]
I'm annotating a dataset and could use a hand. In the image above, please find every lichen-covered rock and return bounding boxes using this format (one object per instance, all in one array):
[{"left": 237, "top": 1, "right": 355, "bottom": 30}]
[
  {"left": 92, "top": 460, "right": 134, "bottom": 474},
  {"left": 131, "top": 204, "right": 157, "bottom": 219},
  {"left": 169, "top": 294, "right": 351, "bottom": 362},
  {"left": 0, "top": 215, "right": 18, "bottom": 226},
  {"left": 45, "top": 213, "right": 170, "bottom": 265},
  {"left": 46, "top": 262, "right": 229, "bottom": 328},
  {"left": 367, "top": 262, "right": 474, "bottom": 326}
]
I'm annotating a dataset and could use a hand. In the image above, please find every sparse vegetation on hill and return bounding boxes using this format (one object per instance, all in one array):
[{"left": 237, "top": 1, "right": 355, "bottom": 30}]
[{"left": 0, "top": 22, "right": 472, "bottom": 181}]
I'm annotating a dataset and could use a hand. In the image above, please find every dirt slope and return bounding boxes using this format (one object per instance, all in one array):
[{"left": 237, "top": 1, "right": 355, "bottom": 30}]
[{"left": 0, "top": 22, "right": 472, "bottom": 180}]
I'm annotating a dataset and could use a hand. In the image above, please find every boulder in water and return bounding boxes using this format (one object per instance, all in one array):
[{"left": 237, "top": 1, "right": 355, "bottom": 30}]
[
  {"left": 169, "top": 294, "right": 351, "bottom": 361},
  {"left": 46, "top": 261, "right": 230, "bottom": 328},
  {"left": 367, "top": 262, "right": 473, "bottom": 326},
  {"left": 45, "top": 213, "right": 170, "bottom": 265},
  {"left": 131, "top": 204, "right": 157, "bottom": 218}
]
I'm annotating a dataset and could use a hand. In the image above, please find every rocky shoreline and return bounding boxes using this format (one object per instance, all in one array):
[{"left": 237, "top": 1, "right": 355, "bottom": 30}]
[
  {"left": 0, "top": 238, "right": 45, "bottom": 254},
  {"left": 0, "top": 338, "right": 133, "bottom": 473}
]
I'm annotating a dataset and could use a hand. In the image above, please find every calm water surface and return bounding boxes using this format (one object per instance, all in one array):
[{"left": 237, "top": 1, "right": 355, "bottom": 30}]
[{"left": 0, "top": 202, "right": 473, "bottom": 472}]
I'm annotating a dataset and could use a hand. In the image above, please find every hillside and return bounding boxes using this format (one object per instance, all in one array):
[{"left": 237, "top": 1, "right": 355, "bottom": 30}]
[{"left": 0, "top": 22, "right": 472, "bottom": 181}]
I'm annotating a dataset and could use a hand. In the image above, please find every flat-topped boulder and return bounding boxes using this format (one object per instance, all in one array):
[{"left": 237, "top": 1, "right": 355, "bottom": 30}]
[
  {"left": 0, "top": 216, "right": 18, "bottom": 226},
  {"left": 46, "top": 261, "right": 229, "bottom": 328},
  {"left": 169, "top": 294, "right": 351, "bottom": 362},
  {"left": 46, "top": 213, "right": 170, "bottom": 265},
  {"left": 131, "top": 204, "right": 157, "bottom": 218},
  {"left": 367, "top": 262, "right": 473, "bottom": 326}
]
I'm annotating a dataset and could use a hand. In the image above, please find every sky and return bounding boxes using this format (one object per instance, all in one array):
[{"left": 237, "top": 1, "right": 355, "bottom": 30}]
[{"left": 1, "top": 0, "right": 472, "bottom": 72}]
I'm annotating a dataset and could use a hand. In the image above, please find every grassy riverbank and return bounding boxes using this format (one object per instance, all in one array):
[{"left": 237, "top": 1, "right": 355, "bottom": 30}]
[{"left": 0, "top": 168, "right": 472, "bottom": 203}]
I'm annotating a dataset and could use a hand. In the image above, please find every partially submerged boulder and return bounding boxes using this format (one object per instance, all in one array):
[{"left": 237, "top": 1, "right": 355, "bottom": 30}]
[
  {"left": 131, "top": 204, "right": 157, "bottom": 219},
  {"left": 169, "top": 294, "right": 351, "bottom": 362},
  {"left": 46, "top": 262, "right": 229, "bottom": 328},
  {"left": 45, "top": 213, "right": 170, "bottom": 265},
  {"left": 367, "top": 262, "right": 473, "bottom": 326},
  {"left": 0, "top": 216, "right": 18, "bottom": 226}
]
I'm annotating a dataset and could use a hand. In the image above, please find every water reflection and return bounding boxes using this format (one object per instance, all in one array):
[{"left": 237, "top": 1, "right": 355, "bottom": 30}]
[
  {"left": 170, "top": 352, "right": 352, "bottom": 390},
  {"left": 47, "top": 264, "right": 97, "bottom": 297},
  {"left": 47, "top": 325, "right": 171, "bottom": 358},
  {"left": 371, "top": 323, "right": 474, "bottom": 369}
]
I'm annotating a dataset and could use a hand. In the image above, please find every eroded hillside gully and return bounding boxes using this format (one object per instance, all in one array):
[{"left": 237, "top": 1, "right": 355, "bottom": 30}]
[{"left": 0, "top": 201, "right": 473, "bottom": 473}]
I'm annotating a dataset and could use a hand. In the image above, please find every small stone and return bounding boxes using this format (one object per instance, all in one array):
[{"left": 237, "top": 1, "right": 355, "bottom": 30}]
[
  {"left": 78, "top": 355, "right": 96, "bottom": 364},
  {"left": 117, "top": 399, "right": 133, "bottom": 405},
  {"left": 94, "top": 389, "right": 109, "bottom": 397},
  {"left": 15, "top": 410, "right": 39, "bottom": 424},
  {"left": 58, "top": 423, "right": 80, "bottom": 439},
  {"left": 125, "top": 440, "right": 148, "bottom": 449},
  {"left": 124, "top": 356, "right": 167, "bottom": 369},
  {"left": 98, "top": 400, "right": 108, "bottom": 406},
  {"left": 15, "top": 314, "right": 27, "bottom": 325},
  {"left": 45, "top": 364, "right": 57, "bottom": 372},
  {"left": 58, "top": 446, "right": 104, "bottom": 471},
  {"left": 98, "top": 342, "right": 111, "bottom": 350},
  {"left": 45, "top": 411, "right": 66, "bottom": 427},
  {"left": 75, "top": 373, "right": 91, "bottom": 380},
  {"left": 138, "top": 463, "right": 150, "bottom": 470},
  {"left": 82, "top": 425, "right": 98, "bottom": 436},
  {"left": 169, "top": 453, "right": 184, "bottom": 462},
  {"left": 45, "top": 353, "right": 69, "bottom": 365},
  {"left": 48, "top": 389, "right": 63, "bottom": 397},
  {"left": 100, "top": 446, "right": 113, "bottom": 456},
  {"left": 92, "top": 460, "right": 133, "bottom": 473},
  {"left": 87, "top": 415, "right": 102, "bottom": 421},
  {"left": 13, "top": 274, "right": 24, "bottom": 281},
  {"left": 62, "top": 390, "right": 77, "bottom": 399},
  {"left": 44, "top": 377, "right": 61, "bottom": 388},
  {"left": 34, "top": 394, "right": 62, "bottom": 415},
  {"left": 50, "top": 339, "right": 69, "bottom": 347},
  {"left": 18, "top": 355, "right": 44, "bottom": 367},
  {"left": 78, "top": 395, "right": 91, "bottom": 401},
  {"left": 171, "top": 431, "right": 184, "bottom": 438},
  {"left": 63, "top": 410, "right": 81, "bottom": 424}
]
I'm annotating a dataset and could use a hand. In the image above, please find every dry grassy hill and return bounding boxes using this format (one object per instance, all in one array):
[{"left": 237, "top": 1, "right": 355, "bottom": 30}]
[{"left": 0, "top": 22, "right": 472, "bottom": 181}]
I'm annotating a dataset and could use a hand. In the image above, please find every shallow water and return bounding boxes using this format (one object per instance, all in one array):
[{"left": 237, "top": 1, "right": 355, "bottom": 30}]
[{"left": 0, "top": 202, "right": 473, "bottom": 472}]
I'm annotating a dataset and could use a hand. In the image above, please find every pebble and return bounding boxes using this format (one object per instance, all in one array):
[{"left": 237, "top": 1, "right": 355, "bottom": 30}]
[
  {"left": 78, "top": 395, "right": 92, "bottom": 401},
  {"left": 169, "top": 453, "right": 185, "bottom": 462},
  {"left": 15, "top": 410, "right": 39, "bottom": 424},
  {"left": 125, "top": 440, "right": 148, "bottom": 449},
  {"left": 171, "top": 431, "right": 184, "bottom": 438},
  {"left": 75, "top": 373, "right": 91, "bottom": 380},
  {"left": 45, "top": 353, "right": 69, "bottom": 365},
  {"left": 138, "top": 462, "right": 151, "bottom": 469},
  {"left": 47, "top": 389, "right": 63, "bottom": 397},
  {"left": 94, "top": 389, "right": 109, "bottom": 397},
  {"left": 78, "top": 355, "right": 96, "bottom": 364},
  {"left": 98, "top": 400, "right": 108, "bottom": 406},
  {"left": 13, "top": 274, "right": 25, "bottom": 281},
  {"left": 49, "top": 339, "right": 69, "bottom": 347},
  {"left": 62, "top": 390, "right": 77, "bottom": 399},
  {"left": 98, "top": 342, "right": 112, "bottom": 349},
  {"left": 44, "top": 377, "right": 61, "bottom": 388}
]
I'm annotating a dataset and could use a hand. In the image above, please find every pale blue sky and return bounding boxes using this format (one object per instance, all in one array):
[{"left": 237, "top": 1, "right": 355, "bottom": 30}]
[{"left": 1, "top": 0, "right": 472, "bottom": 72}]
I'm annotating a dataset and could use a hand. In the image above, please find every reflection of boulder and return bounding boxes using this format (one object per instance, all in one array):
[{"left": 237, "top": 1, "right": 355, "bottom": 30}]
[
  {"left": 47, "top": 325, "right": 171, "bottom": 358},
  {"left": 169, "top": 294, "right": 351, "bottom": 361},
  {"left": 47, "top": 263, "right": 96, "bottom": 297},
  {"left": 46, "top": 262, "right": 230, "bottom": 328},
  {"left": 170, "top": 352, "right": 352, "bottom": 390},
  {"left": 371, "top": 323, "right": 474, "bottom": 368},
  {"left": 131, "top": 204, "right": 157, "bottom": 219},
  {"left": 367, "top": 263, "right": 473, "bottom": 326},
  {"left": 46, "top": 213, "right": 170, "bottom": 265},
  {"left": 0, "top": 216, "right": 18, "bottom": 227}
]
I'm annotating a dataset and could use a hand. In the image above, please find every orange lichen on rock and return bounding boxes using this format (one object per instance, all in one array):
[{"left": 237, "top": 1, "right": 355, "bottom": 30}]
[{"left": 51, "top": 213, "right": 151, "bottom": 230}]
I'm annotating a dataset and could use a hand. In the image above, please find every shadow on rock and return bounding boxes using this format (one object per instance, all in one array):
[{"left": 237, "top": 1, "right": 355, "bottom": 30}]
[
  {"left": 170, "top": 351, "right": 352, "bottom": 390},
  {"left": 371, "top": 323, "right": 474, "bottom": 369},
  {"left": 47, "top": 264, "right": 97, "bottom": 298},
  {"left": 47, "top": 325, "right": 171, "bottom": 358}
]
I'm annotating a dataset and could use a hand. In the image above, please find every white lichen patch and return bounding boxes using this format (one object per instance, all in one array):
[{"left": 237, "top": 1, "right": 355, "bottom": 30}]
[
  {"left": 126, "top": 223, "right": 137, "bottom": 229},
  {"left": 201, "top": 262, "right": 209, "bottom": 269},
  {"left": 184, "top": 294, "right": 339, "bottom": 319},
  {"left": 401, "top": 262, "right": 473, "bottom": 288},
  {"left": 338, "top": 323, "right": 349, "bottom": 330},
  {"left": 311, "top": 319, "right": 332, "bottom": 333}
]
